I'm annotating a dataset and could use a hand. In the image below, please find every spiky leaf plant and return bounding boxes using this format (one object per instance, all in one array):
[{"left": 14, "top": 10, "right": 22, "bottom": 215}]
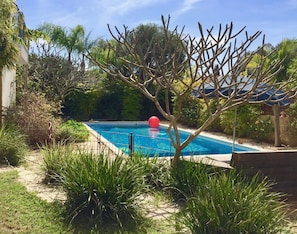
[
  {"left": 0, "top": 124, "right": 27, "bottom": 166},
  {"left": 128, "top": 153, "right": 171, "bottom": 191},
  {"left": 178, "top": 169, "right": 290, "bottom": 234},
  {"left": 40, "top": 141, "right": 73, "bottom": 183},
  {"left": 169, "top": 159, "right": 220, "bottom": 201},
  {"left": 59, "top": 152, "right": 146, "bottom": 230}
]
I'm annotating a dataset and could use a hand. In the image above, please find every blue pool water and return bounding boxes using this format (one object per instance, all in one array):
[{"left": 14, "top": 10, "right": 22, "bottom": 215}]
[{"left": 87, "top": 122, "right": 256, "bottom": 157}]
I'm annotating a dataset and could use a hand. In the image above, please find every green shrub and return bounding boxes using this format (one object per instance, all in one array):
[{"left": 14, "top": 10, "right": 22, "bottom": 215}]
[
  {"left": 0, "top": 125, "right": 27, "bottom": 166},
  {"left": 59, "top": 152, "right": 146, "bottom": 230},
  {"left": 63, "top": 90, "right": 99, "bottom": 121},
  {"left": 173, "top": 95, "right": 201, "bottom": 127},
  {"left": 177, "top": 169, "right": 290, "bottom": 234},
  {"left": 220, "top": 104, "right": 273, "bottom": 140},
  {"left": 121, "top": 87, "right": 142, "bottom": 120},
  {"left": 58, "top": 120, "right": 89, "bottom": 143},
  {"left": 4, "top": 92, "right": 62, "bottom": 146},
  {"left": 197, "top": 99, "right": 223, "bottom": 131},
  {"left": 253, "top": 117, "right": 273, "bottom": 140}
]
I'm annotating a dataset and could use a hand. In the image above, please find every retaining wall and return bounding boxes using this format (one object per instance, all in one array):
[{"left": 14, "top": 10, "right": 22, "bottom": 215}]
[{"left": 231, "top": 151, "right": 297, "bottom": 200}]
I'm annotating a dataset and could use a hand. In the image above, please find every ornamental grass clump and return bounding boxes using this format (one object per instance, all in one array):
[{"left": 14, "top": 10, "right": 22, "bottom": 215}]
[
  {"left": 169, "top": 159, "right": 221, "bottom": 201},
  {"left": 40, "top": 141, "right": 74, "bottom": 184},
  {"left": 128, "top": 153, "right": 171, "bottom": 191},
  {"left": 59, "top": 152, "right": 146, "bottom": 230},
  {"left": 0, "top": 124, "right": 27, "bottom": 166},
  {"left": 177, "top": 169, "right": 290, "bottom": 234}
]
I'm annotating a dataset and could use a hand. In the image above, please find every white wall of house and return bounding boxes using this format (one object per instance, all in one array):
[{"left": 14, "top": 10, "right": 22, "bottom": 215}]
[
  {"left": 0, "top": 42, "right": 28, "bottom": 119},
  {"left": 1, "top": 67, "right": 16, "bottom": 110},
  {"left": 0, "top": 4, "right": 29, "bottom": 122}
]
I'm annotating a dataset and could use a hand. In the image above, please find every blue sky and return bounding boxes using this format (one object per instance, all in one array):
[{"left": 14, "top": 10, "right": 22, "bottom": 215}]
[{"left": 16, "top": 0, "right": 297, "bottom": 47}]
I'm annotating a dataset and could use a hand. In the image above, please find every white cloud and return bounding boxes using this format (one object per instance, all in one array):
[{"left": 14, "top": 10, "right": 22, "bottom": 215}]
[
  {"left": 77, "top": 0, "right": 169, "bottom": 37},
  {"left": 16, "top": 0, "right": 297, "bottom": 47},
  {"left": 173, "top": 0, "right": 203, "bottom": 17},
  {"left": 89, "top": 0, "right": 167, "bottom": 16},
  {"left": 107, "top": 0, "right": 156, "bottom": 15}
]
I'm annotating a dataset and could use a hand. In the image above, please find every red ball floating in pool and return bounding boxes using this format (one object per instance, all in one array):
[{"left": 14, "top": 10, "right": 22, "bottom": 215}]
[{"left": 148, "top": 116, "right": 160, "bottom": 128}]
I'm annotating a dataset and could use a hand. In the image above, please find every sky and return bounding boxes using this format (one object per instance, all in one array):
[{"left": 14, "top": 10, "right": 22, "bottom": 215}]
[{"left": 16, "top": 0, "right": 297, "bottom": 48}]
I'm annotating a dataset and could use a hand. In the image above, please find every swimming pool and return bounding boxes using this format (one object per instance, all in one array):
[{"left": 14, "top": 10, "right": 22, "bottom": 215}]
[{"left": 86, "top": 122, "right": 257, "bottom": 157}]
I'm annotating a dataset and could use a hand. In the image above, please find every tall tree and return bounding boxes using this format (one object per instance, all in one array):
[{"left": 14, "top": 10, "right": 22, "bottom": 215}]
[
  {"left": 273, "top": 39, "right": 297, "bottom": 82},
  {"left": 38, "top": 23, "right": 85, "bottom": 62},
  {"left": 125, "top": 23, "right": 186, "bottom": 82},
  {"left": 89, "top": 16, "right": 295, "bottom": 166},
  {"left": 25, "top": 26, "right": 99, "bottom": 110},
  {"left": 27, "top": 45, "right": 98, "bottom": 104},
  {"left": 80, "top": 31, "right": 99, "bottom": 72},
  {"left": 89, "top": 33, "right": 171, "bottom": 120}
]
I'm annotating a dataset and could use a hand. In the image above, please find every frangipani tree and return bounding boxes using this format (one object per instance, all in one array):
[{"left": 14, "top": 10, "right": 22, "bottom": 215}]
[{"left": 89, "top": 16, "right": 295, "bottom": 167}]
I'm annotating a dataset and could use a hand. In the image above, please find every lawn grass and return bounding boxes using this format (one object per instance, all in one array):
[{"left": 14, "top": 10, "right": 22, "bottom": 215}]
[
  {"left": 0, "top": 170, "right": 178, "bottom": 233},
  {"left": 0, "top": 170, "right": 72, "bottom": 234}
]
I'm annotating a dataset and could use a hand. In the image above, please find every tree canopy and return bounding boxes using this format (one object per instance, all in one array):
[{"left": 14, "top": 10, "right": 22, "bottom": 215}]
[
  {"left": 38, "top": 23, "right": 85, "bottom": 62},
  {"left": 16, "top": 24, "right": 100, "bottom": 115}
]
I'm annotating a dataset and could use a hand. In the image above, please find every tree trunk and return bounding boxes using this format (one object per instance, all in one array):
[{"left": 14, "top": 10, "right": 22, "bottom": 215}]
[{"left": 171, "top": 147, "right": 182, "bottom": 168}]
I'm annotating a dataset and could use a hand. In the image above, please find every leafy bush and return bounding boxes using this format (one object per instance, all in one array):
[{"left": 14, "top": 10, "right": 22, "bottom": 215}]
[
  {"left": 59, "top": 152, "right": 146, "bottom": 230},
  {"left": 121, "top": 87, "right": 143, "bottom": 120},
  {"left": 288, "top": 100, "right": 297, "bottom": 128},
  {"left": 177, "top": 169, "right": 290, "bottom": 234},
  {"left": 63, "top": 90, "right": 99, "bottom": 121},
  {"left": 4, "top": 92, "right": 61, "bottom": 146},
  {"left": 58, "top": 120, "right": 89, "bottom": 143},
  {"left": 253, "top": 117, "right": 273, "bottom": 140},
  {"left": 197, "top": 99, "right": 223, "bottom": 131},
  {"left": 0, "top": 125, "right": 27, "bottom": 166},
  {"left": 174, "top": 95, "right": 201, "bottom": 127},
  {"left": 220, "top": 104, "right": 273, "bottom": 140}
]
